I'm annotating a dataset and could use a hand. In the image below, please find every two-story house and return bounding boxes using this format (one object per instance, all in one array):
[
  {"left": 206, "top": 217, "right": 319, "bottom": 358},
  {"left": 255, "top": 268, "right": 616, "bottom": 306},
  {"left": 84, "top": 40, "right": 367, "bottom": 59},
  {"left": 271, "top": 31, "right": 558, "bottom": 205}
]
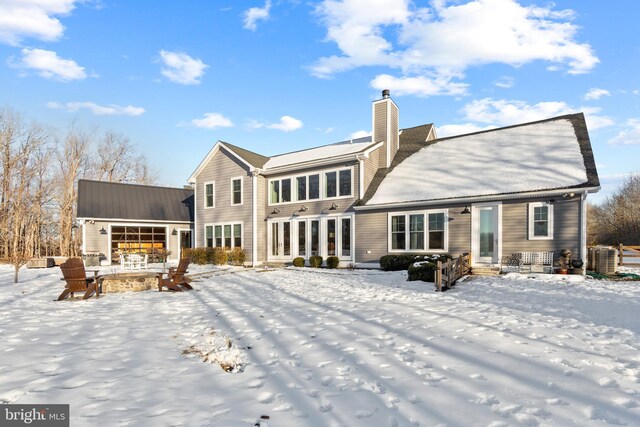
[{"left": 79, "top": 90, "right": 600, "bottom": 268}]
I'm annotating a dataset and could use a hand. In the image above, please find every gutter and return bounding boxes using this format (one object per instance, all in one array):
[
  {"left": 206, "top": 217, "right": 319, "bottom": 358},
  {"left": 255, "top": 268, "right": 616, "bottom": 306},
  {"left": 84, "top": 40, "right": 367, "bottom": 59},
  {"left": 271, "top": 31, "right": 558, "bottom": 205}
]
[{"left": 354, "top": 186, "right": 601, "bottom": 211}]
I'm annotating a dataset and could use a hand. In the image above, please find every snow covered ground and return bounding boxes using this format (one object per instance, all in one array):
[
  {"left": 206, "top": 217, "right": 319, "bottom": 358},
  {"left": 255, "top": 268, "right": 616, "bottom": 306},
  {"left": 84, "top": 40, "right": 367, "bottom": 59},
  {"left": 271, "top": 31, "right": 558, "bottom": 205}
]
[{"left": 1, "top": 264, "right": 639, "bottom": 427}]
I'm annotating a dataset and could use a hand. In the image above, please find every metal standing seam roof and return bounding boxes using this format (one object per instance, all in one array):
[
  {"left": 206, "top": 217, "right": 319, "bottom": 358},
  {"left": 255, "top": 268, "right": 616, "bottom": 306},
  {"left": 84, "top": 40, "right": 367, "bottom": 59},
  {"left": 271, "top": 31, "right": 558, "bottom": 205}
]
[{"left": 77, "top": 179, "right": 194, "bottom": 222}]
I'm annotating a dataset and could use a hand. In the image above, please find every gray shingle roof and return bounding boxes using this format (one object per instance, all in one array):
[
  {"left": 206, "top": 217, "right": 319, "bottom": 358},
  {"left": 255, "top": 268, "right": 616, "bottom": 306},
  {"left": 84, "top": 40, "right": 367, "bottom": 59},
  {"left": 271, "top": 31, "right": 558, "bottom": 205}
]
[
  {"left": 77, "top": 180, "right": 194, "bottom": 222},
  {"left": 359, "top": 114, "right": 599, "bottom": 206},
  {"left": 221, "top": 141, "right": 270, "bottom": 169}
]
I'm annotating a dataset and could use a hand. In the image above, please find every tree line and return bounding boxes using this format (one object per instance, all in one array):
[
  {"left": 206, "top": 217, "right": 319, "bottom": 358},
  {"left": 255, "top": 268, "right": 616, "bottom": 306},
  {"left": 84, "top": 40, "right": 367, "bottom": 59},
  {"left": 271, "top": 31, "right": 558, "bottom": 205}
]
[
  {"left": 0, "top": 107, "right": 155, "bottom": 282},
  {"left": 588, "top": 174, "right": 640, "bottom": 246}
]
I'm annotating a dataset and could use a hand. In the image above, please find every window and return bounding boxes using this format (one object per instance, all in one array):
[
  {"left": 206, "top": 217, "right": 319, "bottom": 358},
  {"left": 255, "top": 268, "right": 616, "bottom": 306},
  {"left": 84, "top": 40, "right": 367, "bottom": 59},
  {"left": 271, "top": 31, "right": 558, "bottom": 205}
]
[
  {"left": 281, "top": 178, "right": 291, "bottom": 203},
  {"left": 311, "top": 220, "right": 319, "bottom": 256},
  {"left": 529, "top": 202, "right": 553, "bottom": 239},
  {"left": 209, "top": 223, "right": 243, "bottom": 248},
  {"left": 270, "top": 178, "right": 291, "bottom": 204},
  {"left": 391, "top": 216, "right": 406, "bottom": 250},
  {"left": 327, "top": 219, "right": 336, "bottom": 256},
  {"left": 341, "top": 218, "right": 351, "bottom": 257},
  {"left": 297, "top": 176, "right": 307, "bottom": 201},
  {"left": 268, "top": 168, "right": 352, "bottom": 205},
  {"left": 428, "top": 213, "right": 445, "bottom": 250},
  {"left": 339, "top": 169, "right": 352, "bottom": 197},
  {"left": 309, "top": 174, "right": 320, "bottom": 200},
  {"left": 111, "top": 226, "right": 166, "bottom": 262},
  {"left": 409, "top": 214, "right": 424, "bottom": 250},
  {"left": 206, "top": 226, "right": 214, "bottom": 247},
  {"left": 231, "top": 177, "right": 242, "bottom": 205},
  {"left": 234, "top": 224, "right": 242, "bottom": 247},
  {"left": 298, "top": 221, "right": 306, "bottom": 256},
  {"left": 390, "top": 210, "right": 448, "bottom": 252},
  {"left": 215, "top": 225, "right": 222, "bottom": 247},
  {"left": 270, "top": 180, "right": 280, "bottom": 204},
  {"left": 204, "top": 182, "right": 215, "bottom": 208}
]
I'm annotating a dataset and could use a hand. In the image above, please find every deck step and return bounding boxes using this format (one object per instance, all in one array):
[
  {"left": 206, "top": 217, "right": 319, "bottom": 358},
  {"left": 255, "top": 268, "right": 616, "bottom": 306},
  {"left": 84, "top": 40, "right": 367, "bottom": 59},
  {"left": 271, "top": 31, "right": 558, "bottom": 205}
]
[{"left": 471, "top": 267, "right": 501, "bottom": 276}]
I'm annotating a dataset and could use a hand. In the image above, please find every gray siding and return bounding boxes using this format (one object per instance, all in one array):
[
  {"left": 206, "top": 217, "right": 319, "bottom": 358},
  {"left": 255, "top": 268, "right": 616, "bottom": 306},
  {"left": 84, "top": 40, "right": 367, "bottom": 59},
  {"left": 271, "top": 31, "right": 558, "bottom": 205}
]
[
  {"left": 194, "top": 147, "right": 255, "bottom": 262},
  {"left": 389, "top": 103, "right": 399, "bottom": 161},
  {"left": 355, "top": 204, "right": 470, "bottom": 264},
  {"left": 363, "top": 145, "right": 381, "bottom": 195},
  {"left": 373, "top": 102, "right": 387, "bottom": 168},
  {"left": 83, "top": 220, "right": 191, "bottom": 263},
  {"left": 355, "top": 198, "right": 583, "bottom": 264},
  {"left": 502, "top": 197, "right": 582, "bottom": 260}
]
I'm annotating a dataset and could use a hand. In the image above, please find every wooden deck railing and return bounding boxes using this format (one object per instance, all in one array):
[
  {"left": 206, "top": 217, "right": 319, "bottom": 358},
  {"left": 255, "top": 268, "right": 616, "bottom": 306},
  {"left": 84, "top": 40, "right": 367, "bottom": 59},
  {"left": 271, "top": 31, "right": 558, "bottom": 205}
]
[
  {"left": 435, "top": 254, "right": 471, "bottom": 292},
  {"left": 618, "top": 244, "right": 640, "bottom": 266}
]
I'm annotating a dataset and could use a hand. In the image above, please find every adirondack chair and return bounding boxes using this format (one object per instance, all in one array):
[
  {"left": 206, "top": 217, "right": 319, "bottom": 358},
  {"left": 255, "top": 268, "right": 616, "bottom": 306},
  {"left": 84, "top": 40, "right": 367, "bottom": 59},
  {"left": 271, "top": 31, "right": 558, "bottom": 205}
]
[
  {"left": 57, "top": 257, "right": 102, "bottom": 301},
  {"left": 157, "top": 258, "right": 193, "bottom": 292}
]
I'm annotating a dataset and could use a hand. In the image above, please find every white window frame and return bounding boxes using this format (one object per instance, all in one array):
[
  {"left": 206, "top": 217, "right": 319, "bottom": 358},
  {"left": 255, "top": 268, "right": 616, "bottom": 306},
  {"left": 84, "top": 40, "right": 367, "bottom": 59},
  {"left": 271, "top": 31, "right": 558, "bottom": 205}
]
[
  {"left": 204, "top": 181, "right": 215, "bottom": 209},
  {"left": 230, "top": 176, "right": 243, "bottom": 206},
  {"left": 387, "top": 209, "right": 449, "bottom": 253},
  {"left": 528, "top": 202, "right": 554, "bottom": 240},
  {"left": 204, "top": 224, "right": 214, "bottom": 248},
  {"left": 267, "top": 166, "right": 354, "bottom": 206},
  {"left": 207, "top": 222, "right": 244, "bottom": 248}
]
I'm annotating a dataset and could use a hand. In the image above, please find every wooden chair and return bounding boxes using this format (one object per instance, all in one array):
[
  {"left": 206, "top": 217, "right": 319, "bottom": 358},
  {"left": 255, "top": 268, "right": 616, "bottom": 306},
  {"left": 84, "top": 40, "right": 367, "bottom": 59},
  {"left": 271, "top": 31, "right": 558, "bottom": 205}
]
[
  {"left": 157, "top": 258, "right": 193, "bottom": 292},
  {"left": 57, "top": 258, "right": 102, "bottom": 301}
]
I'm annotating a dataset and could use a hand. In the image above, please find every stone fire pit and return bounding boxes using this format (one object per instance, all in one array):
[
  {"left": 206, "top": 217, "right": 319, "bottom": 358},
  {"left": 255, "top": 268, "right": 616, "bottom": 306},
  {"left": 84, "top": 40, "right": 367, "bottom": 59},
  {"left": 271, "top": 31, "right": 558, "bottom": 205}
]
[{"left": 101, "top": 273, "right": 157, "bottom": 293}]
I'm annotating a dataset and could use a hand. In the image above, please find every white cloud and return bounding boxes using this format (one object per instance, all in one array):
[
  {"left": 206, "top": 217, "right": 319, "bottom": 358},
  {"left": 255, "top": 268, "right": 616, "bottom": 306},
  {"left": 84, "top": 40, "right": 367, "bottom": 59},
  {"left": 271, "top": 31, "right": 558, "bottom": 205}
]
[
  {"left": 191, "top": 113, "right": 233, "bottom": 129},
  {"left": 0, "top": 0, "right": 78, "bottom": 45},
  {"left": 47, "top": 101, "right": 144, "bottom": 116},
  {"left": 312, "top": 0, "right": 598, "bottom": 93},
  {"left": 269, "top": 116, "right": 303, "bottom": 132},
  {"left": 350, "top": 130, "right": 370, "bottom": 139},
  {"left": 159, "top": 50, "right": 208, "bottom": 85},
  {"left": 370, "top": 73, "right": 468, "bottom": 97},
  {"left": 584, "top": 88, "right": 610, "bottom": 101},
  {"left": 243, "top": 0, "right": 271, "bottom": 31},
  {"left": 436, "top": 123, "right": 495, "bottom": 138},
  {"left": 494, "top": 76, "right": 515, "bottom": 89},
  {"left": 608, "top": 119, "right": 640, "bottom": 145},
  {"left": 10, "top": 48, "right": 86, "bottom": 81},
  {"left": 461, "top": 98, "right": 613, "bottom": 130},
  {"left": 248, "top": 115, "right": 303, "bottom": 132}
]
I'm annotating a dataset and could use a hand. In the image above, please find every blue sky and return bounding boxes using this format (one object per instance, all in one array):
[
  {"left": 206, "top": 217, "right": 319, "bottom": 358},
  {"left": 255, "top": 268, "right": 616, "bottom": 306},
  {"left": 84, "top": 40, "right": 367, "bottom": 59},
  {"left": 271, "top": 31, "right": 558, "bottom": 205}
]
[{"left": 0, "top": 0, "right": 638, "bottom": 202}]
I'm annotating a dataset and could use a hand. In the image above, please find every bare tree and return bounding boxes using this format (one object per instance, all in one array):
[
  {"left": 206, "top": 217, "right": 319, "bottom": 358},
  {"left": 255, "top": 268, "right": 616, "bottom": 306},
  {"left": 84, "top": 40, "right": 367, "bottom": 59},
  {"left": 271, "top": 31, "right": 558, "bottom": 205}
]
[
  {"left": 0, "top": 110, "right": 52, "bottom": 282},
  {"left": 589, "top": 174, "right": 640, "bottom": 245},
  {"left": 94, "top": 132, "right": 157, "bottom": 184},
  {"left": 56, "top": 124, "right": 92, "bottom": 257}
]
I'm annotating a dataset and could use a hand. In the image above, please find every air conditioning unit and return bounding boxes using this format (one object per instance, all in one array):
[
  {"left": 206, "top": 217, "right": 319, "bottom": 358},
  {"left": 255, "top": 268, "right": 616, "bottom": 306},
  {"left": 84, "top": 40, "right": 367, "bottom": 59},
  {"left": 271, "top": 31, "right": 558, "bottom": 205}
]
[{"left": 588, "top": 247, "right": 617, "bottom": 274}]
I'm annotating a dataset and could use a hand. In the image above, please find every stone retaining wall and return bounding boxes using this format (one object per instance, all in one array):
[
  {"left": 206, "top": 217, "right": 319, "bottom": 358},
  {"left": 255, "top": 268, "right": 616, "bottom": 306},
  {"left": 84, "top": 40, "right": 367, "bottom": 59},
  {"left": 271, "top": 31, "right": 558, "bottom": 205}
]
[{"left": 101, "top": 273, "right": 158, "bottom": 293}]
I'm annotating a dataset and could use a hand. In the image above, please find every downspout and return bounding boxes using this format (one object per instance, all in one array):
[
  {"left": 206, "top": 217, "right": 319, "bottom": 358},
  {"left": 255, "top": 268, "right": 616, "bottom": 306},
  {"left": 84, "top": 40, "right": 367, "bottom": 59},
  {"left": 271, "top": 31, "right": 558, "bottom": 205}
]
[
  {"left": 80, "top": 219, "right": 86, "bottom": 254},
  {"left": 581, "top": 191, "right": 588, "bottom": 273},
  {"left": 252, "top": 169, "right": 260, "bottom": 267},
  {"left": 194, "top": 183, "right": 198, "bottom": 248},
  {"left": 356, "top": 154, "right": 365, "bottom": 198}
]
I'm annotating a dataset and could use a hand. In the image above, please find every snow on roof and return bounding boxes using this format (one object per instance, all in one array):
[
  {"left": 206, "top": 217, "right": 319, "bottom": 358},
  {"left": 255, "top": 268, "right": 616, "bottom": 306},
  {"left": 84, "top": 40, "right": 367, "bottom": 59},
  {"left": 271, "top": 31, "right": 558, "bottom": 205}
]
[
  {"left": 264, "top": 136, "right": 372, "bottom": 169},
  {"left": 367, "top": 118, "right": 588, "bottom": 205}
]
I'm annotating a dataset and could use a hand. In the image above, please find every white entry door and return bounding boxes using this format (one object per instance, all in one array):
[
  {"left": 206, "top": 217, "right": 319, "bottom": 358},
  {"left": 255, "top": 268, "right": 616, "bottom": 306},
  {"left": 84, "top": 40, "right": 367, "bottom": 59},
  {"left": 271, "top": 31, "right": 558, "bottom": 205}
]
[
  {"left": 269, "top": 220, "right": 292, "bottom": 260},
  {"left": 472, "top": 203, "right": 501, "bottom": 265}
]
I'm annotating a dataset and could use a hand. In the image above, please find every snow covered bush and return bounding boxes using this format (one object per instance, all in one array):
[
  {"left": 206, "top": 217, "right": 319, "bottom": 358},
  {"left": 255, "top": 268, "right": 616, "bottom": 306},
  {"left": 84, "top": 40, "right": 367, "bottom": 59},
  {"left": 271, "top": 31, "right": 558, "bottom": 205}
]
[
  {"left": 407, "top": 254, "right": 453, "bottom": 282},
  {"left": 326, "top": 256, "right": 339, "bottom": 269},
  {"left": 380, "top": 253, "right": 451, "bottom": 271},
  {"left": 292, "top": 257, "right": 305, "bottom": 267},
  {"left": 309, "top": 255, "right": 323, "bottom": 268}
]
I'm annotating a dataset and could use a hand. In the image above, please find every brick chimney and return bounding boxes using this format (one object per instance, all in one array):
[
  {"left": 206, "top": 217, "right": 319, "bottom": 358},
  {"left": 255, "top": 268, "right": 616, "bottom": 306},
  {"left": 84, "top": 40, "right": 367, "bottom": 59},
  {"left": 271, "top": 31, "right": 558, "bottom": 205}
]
[{"left": 372, "top": 89, "right": 399, "bottom": 168}]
